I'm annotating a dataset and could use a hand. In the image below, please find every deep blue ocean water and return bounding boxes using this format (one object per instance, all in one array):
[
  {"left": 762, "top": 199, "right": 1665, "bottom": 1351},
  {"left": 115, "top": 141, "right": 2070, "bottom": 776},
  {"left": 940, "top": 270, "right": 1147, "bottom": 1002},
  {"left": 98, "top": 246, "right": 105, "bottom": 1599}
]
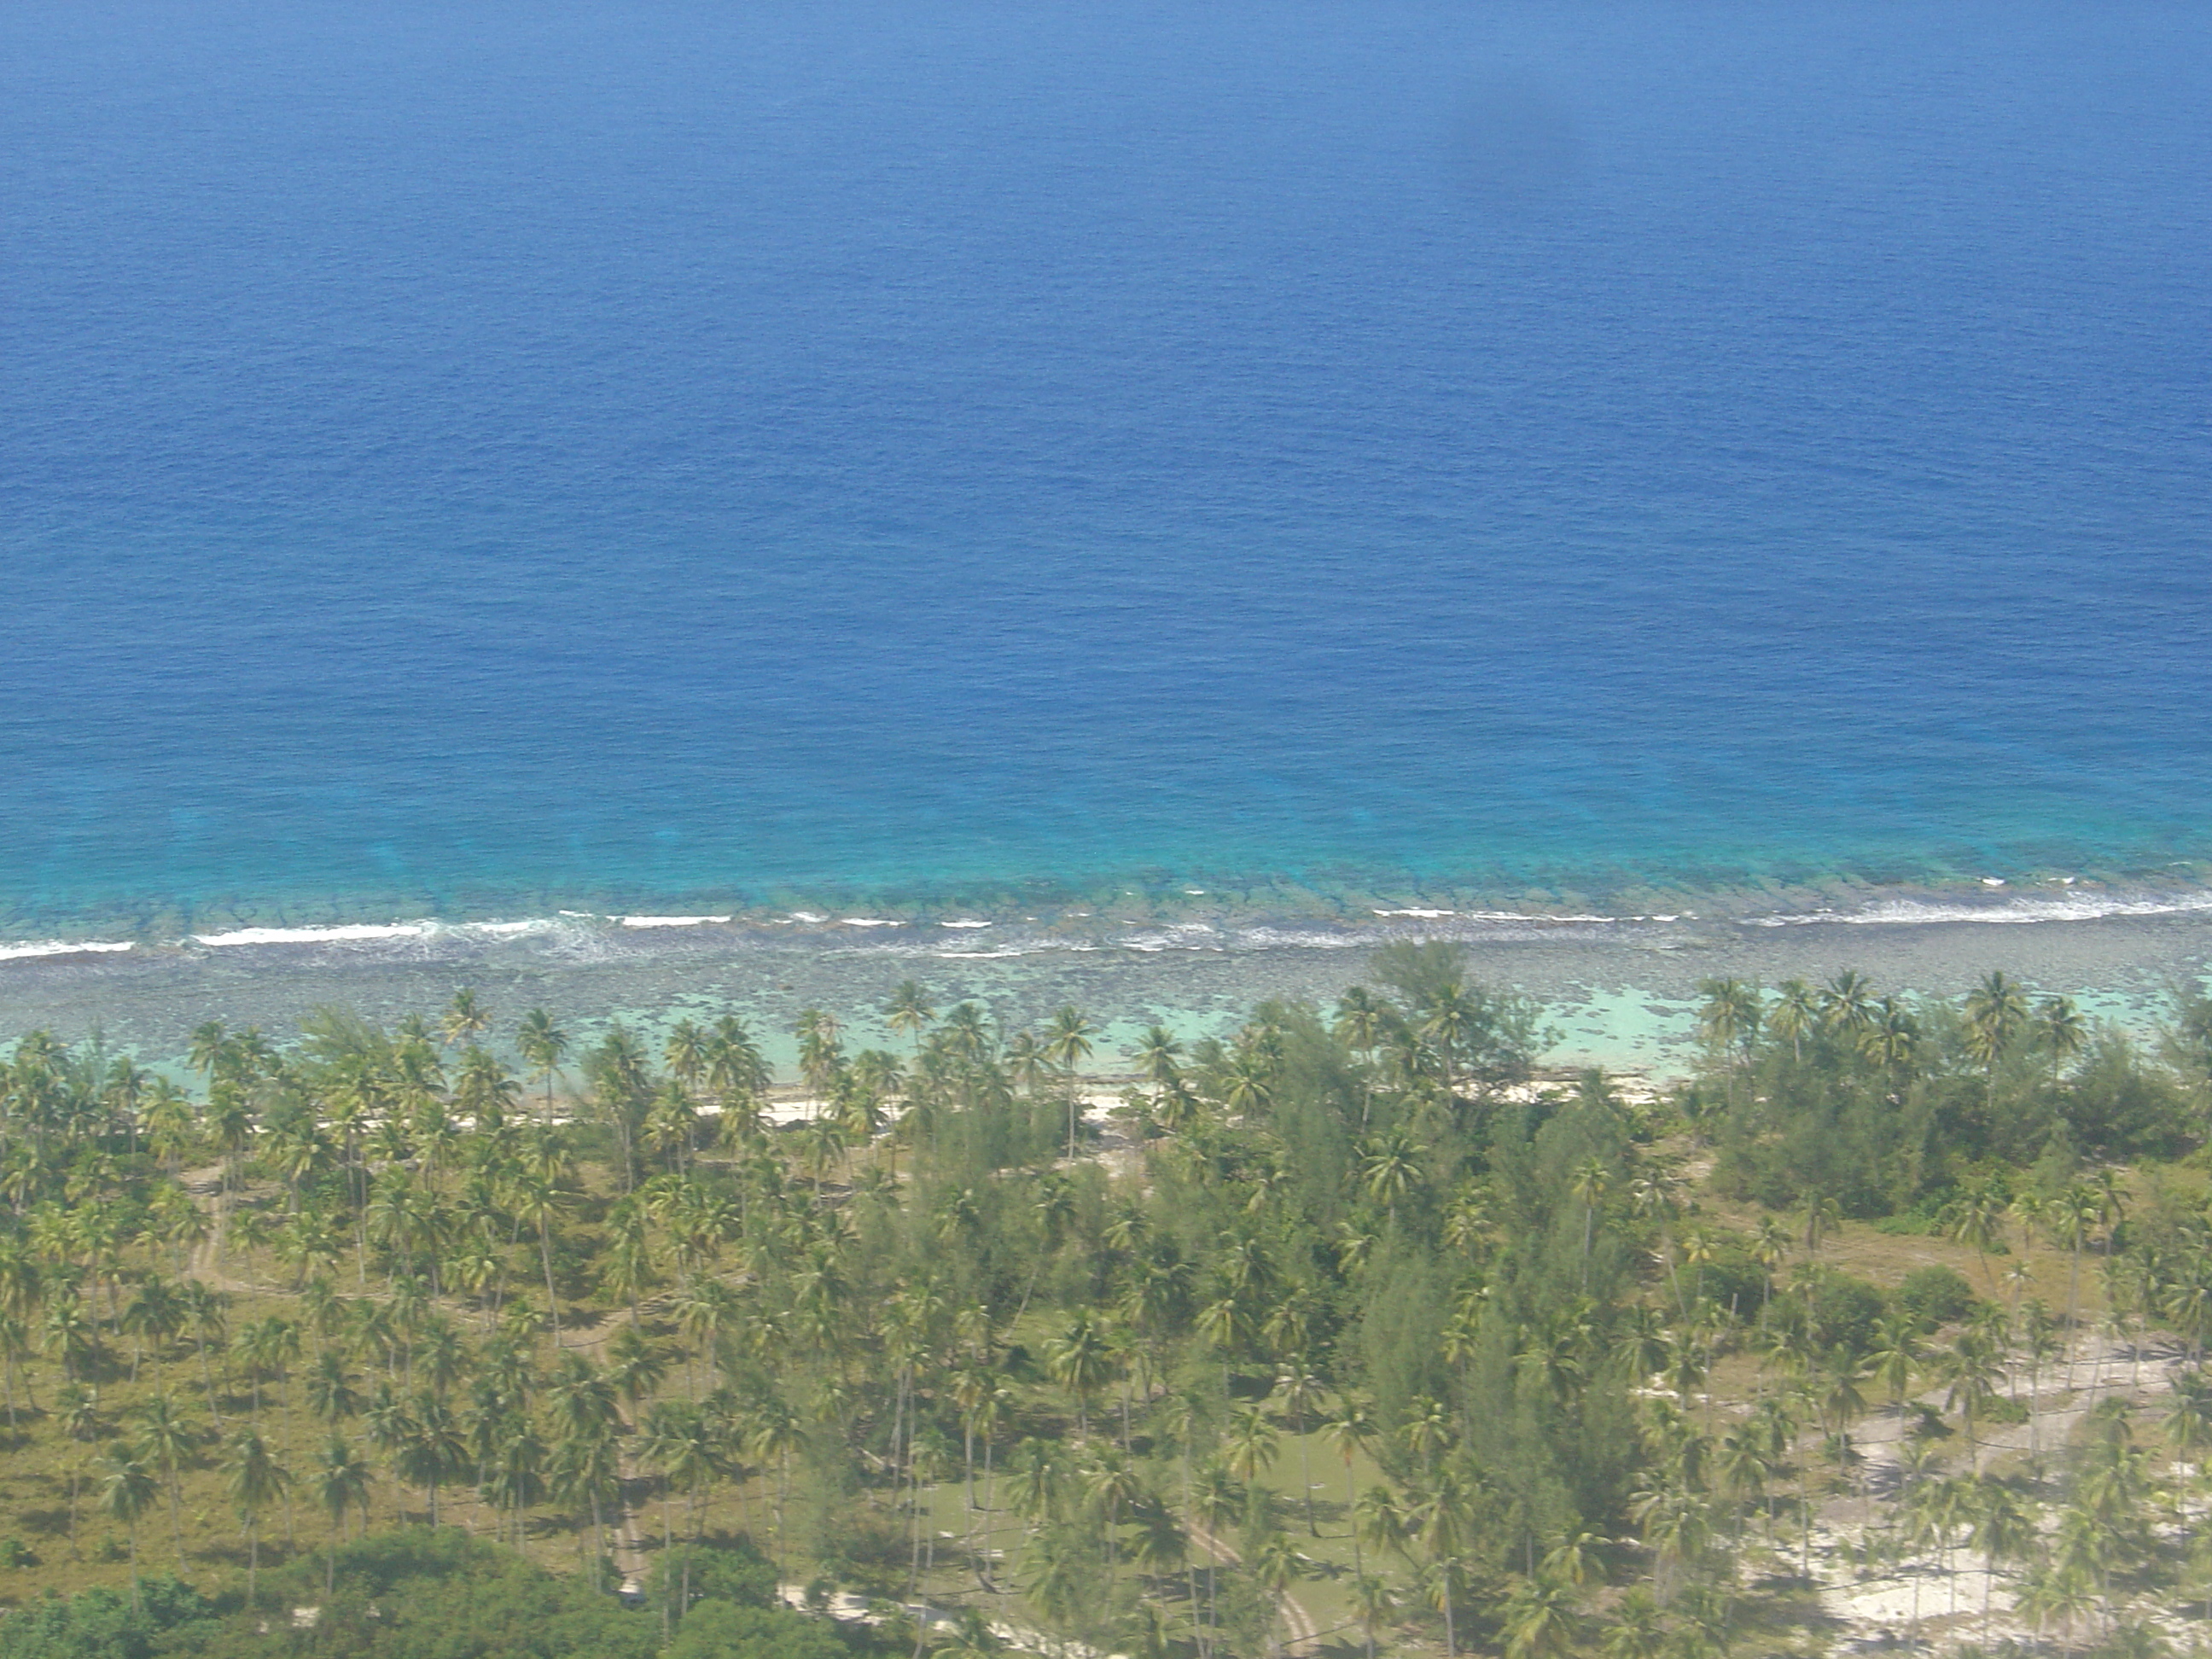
[{"left": 5, "top": 0, "right": 2210, "bottom": 937}]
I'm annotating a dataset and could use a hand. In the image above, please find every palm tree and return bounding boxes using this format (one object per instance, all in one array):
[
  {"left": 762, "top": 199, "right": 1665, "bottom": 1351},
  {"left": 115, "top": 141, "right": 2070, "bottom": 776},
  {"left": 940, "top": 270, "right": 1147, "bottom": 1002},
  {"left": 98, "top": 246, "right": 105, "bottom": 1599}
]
[
  {"left": 1358, "top": 1128, "right": 1422, "bottom": 1213},
  {"left": 1861, "top": 997, "right": 1922, "bottom": 1079},
  {"left": 661, "top": 1018, "right": 707, "bottom": 1093},
  {"left": 639, "top": 1400, "right": 725, "bottom": 1631},
  {"left": 44, "top": 1295, "right": 97, "bottom": 1383},
  {"left": 1349, "top": 1571, "right": 1398, "bottom": 1659},
  {"left": 1963, "top": 969, "right": 2030, "bottom": 1096},
  {"left": 548, "top": 1423, "right": 621, "bottom": 1571},
  {"left": 1044, "top": 1310, "right": 1117, "bottom": 1438},
  {"left": 1868, "top": 1315, "right": 1924, "bottom": 1416},
  {"left": 307, "top": 1348, "right": 362, "bottom": 1426},
  {"left": 2016, "top": 1556, "right": 2098, "bottom": 1656},
  {"left": 361, "top": 1382, "right": 414, "bottom": 1523},
  {"left": 234, "top": 1314, "right": 300, "bottom": 1429},
  {"left": 1269, "top": 1366, "right": 1325, "bottom": 1534},
  {"left": 1768, "top": 979, "right": 1819, "bottom": 1062},
  {"left": 705, "top": 1015, "right": 769, "bottom": 1137},
  {"left": 504, "top": 1166, "right": 570, "bottom": 1348},
  {"left": 1801, "top": 1195, "right": 1842, "bottom": 1260},
  {"left": 2051, "top": 1181, "right": 2105, "bottom": 1377},
  {"left": 1600, "top": 1588, "right": 1666, "bottom": 1659},
  {"left": 1406, "top": 1467, "right": 1475, "bottom": 1655},
  {"left": 440, "top": 987, "right": 492, "bottom": 1048},
  {"left": 744, "top": 1396, "right": 806, "bottom": 1566},
  {"left": 516, "top": 1009, "right": 569, "bottom": 1124},
  {"left": 1417, "top": 982, "right": 1486, "bottom": 1105},
  {"left": 1943, "top": 1177, "right": 2011, "bottom": 1292},
  {"left": 1967, "top": 1475, "right": 2034, "bottom": 1643},
  {"left": 224, "top": 1426, "right": 291, "bottom": 1606},
  {"left": 886, "top": 981, "right": 935, "bottom": 1055},
  {"left": 1632, "top": 1480, "right": 1711, "bottom": 1598},
  {"left": 929, "top": 1607, "right": 1005, "bottom": 1659},
  {"left": 313, "top": 1434, "right": 372, "bottom": 1593},
  {"left": 130, "top": 1394, "right": 202, "bottom": 1569},
  {"left": 1044, "top": 1006, "right": 1096, "bottom": 1159},
  {"left": 399, "top": 1394, "right": 465, "bottom": 1525},
  {"left": 143, "top": 1078, "right": 196, "bottom": 1179},
  {"left": 1819, "top": 970, "right": 1878, "bottom": 1038},
  {"left": 1323, "top": 1397, "right": 1381, "bottom": 1569},
  {"left": 1330, "top": 987, "right": 1391, "bottom": 1125},
  {"left": 2036, "top": 994, "right": 2087, "bottom": 1091},
  {"left": 1248, "top": 1525, "right": 1311, "bottom": 1655},
  {"left": 1188, "top": 1458, "right": 1244, "bottom": 1644},
  {"left": 122, "top": 1275, "right": 183, "bottom": 1386},
  {"left": 486, "top": 1417, "right": 549, "bottom": 1549},
  {"left": 1224, "top": 1404, "right": 1280, "bottom": 1486},
  {"left": 1694, "top": 978, "right": 1762, "bottom": 1100},
  {"left": 1567, "top": 1158, "right": 1609, "bottom": 1284},
  {"left": 1502, "top": 1574, "right": 1579, "bottom": 1659},
  {"left": 607, "top": 1322, "right": 671, "bottom": 1413},
  {"left": 97, "top": 1451, "right": 159, "bottom": 1610},
  {"left": 1130, "top": 1025, "right": 1185, "bottom": 1119},
  {"left": 1818, "top": 1347, "right": 1871, "bottom": 1442},
  {"left": 179, "top": 1279, "right": 230, "bottom": 1428},
  {"left": 795, "top": 1009, "right": 846, "bottom": 1103}
]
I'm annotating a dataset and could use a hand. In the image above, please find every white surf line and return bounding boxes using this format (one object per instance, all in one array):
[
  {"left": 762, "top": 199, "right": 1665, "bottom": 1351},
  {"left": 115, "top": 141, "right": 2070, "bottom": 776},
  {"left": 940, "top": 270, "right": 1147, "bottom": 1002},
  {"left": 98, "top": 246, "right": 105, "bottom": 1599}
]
[
  {"left": 1747, "top": 889, "right": 2212, "bottom": 927},
  {"left": 192, "top": 923, "right": 429, "bottom": 946},
  {"left": 0, "top": 939, "right": 136, "bottom": 960}
]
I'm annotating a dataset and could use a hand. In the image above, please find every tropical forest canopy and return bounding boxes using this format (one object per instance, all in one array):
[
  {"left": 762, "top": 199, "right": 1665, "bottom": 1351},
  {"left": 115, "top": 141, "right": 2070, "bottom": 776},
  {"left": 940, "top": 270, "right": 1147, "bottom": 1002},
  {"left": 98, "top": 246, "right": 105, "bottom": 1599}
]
[{"left": 1, "top": 946, "right": 2211, "bottom": 1657}]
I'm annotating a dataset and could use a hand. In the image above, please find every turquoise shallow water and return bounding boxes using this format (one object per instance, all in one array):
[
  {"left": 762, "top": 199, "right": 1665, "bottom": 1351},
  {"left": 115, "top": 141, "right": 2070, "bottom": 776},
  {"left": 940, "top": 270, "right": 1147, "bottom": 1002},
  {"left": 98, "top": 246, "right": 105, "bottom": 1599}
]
[{"left": 4, "top": 1, "right": 2210, "bottom": 941}]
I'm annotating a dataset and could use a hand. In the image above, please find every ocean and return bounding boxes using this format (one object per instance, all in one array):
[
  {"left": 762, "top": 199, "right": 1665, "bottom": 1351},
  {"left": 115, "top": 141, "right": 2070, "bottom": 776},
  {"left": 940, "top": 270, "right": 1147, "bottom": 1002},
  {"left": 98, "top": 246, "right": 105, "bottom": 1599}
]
[{"left": 5, "top": 0, "right": 2210, "bottom": 964}]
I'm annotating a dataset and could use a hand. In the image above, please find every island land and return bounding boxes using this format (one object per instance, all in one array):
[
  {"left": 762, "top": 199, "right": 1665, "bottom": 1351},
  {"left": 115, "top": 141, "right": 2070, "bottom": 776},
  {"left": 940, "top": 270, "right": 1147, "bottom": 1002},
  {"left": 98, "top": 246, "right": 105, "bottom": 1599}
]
[{"left": 0, "top": 912, "right": 2208, "bottom": 1658}]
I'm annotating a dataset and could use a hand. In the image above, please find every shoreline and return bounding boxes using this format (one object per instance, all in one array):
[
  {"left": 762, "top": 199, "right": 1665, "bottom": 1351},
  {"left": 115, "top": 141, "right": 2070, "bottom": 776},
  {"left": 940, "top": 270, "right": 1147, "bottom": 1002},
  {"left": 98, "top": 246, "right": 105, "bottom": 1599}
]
[
  {"left": 9, "top": 858, "right": 2212, "bottom": 962},
  {"left": 3, "top": 881, "right": 2208, "bottom": 1080},
  {"left": 9, "top": 851, "right": 2212, "bottom": 959}
]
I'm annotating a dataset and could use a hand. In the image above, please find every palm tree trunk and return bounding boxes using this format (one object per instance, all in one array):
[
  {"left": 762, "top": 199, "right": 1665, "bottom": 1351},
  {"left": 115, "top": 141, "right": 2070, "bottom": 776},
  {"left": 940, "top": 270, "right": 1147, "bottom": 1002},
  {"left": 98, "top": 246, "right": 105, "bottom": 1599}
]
[
  {"left": 2065, "top": 1245, "right": 2082, "bottom": 1387},
  {"left": 661, "top": 1491, "right": 675, "bottom": 1638},
  {"left": 539, "top": 1220, "right": 561, "bottom": 1350},
  {"left": 198, "top": 1344, "right": 224, "bottom": 1429}
]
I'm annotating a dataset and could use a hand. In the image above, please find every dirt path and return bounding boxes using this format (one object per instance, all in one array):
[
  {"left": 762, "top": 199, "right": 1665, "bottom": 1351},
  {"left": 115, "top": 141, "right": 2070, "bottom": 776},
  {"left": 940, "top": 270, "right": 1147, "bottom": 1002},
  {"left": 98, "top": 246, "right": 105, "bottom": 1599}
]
[
  {"left": 179, "top": 1165, "right": 262, "bottom": 1295},
  {"left": 1187, "top": 1519, "right": 1322, "bottom": 1655}
]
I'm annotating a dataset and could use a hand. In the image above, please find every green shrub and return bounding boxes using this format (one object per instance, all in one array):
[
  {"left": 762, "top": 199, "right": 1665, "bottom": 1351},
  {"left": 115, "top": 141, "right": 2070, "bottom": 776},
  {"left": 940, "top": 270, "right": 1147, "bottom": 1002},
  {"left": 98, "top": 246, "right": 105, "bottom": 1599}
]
[
  {"left": 1769, "top": 1270, "right": 1888, "bottom": 1354},
  {"left": 647, "top": 1536, "right": 778, "bottom": 1615},
  {"left": 660, "top": 1601, "right": 846, "bottom": 1659},
  {"left": 242, "top": 1527, "right": 658, "bottom": 1659},
  {"left": 1894, "top": 1266, "right": 1977, "bottom": 1330},
  {"left": 0, "top": 1577, "right": 216, "bottom": 1659},
  {"left": 1692, "top": 1240, "right": 1770, "bottom": 1321}
]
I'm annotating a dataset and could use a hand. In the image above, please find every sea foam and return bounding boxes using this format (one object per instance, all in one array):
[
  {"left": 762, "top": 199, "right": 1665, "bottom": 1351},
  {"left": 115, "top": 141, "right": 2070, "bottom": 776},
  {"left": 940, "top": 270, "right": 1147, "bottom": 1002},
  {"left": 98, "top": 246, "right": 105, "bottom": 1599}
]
[
  {"left": 1746, "top": 891, "right": 2212, "bottom": 928},
  {"left": 0, "top": 939, "right": 135, "bottom": 961},
  {"left": 193, "top": 923, "right": 428, "bottom": 946}
]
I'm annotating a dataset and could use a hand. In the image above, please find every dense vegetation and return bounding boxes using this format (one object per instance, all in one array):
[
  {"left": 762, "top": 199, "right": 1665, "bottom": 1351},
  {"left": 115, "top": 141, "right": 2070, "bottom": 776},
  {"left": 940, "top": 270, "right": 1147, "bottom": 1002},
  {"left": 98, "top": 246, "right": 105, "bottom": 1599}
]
[{"left": 2, "top": 949, "right": 2211, "bottom": 1658}]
